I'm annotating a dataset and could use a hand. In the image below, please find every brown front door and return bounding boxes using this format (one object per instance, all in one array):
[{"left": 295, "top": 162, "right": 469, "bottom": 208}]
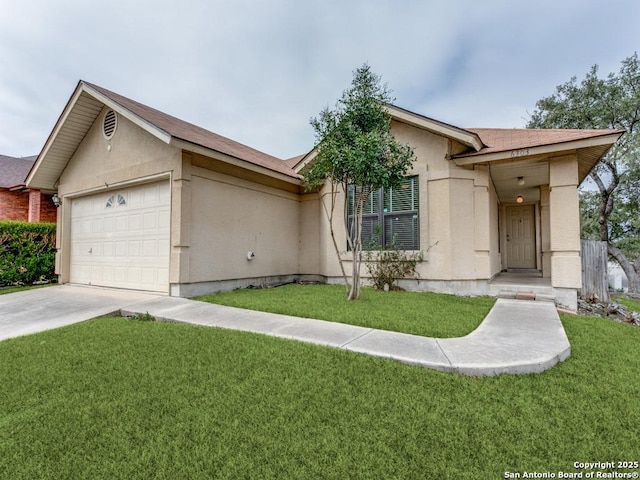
[{"left": 506, "top": 205, "right": 536, "bottom": 269}]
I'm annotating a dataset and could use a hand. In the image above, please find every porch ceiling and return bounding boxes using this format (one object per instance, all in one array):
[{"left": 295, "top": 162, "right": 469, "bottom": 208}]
[
  {"left": 456, "top": 129, "right": 623, "bottom": 205},
  {"left": 490, "top": 158, "right": 549, "bottom": 204}
]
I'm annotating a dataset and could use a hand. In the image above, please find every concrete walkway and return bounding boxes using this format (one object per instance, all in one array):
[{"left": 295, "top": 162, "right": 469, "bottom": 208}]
[
  {"left": 122, "top": 296, "right": 571, "bottom": 376},
  {"left": 0, "top": 285, "right": 160, "bottom": 342}
]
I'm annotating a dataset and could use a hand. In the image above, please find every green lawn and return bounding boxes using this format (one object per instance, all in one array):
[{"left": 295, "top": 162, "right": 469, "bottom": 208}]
[
  {"left": 197, "top": 284, "right": 496, "bottom": 338},
  {"left": 0, "top": 284, "right": 53, "bottom": 295},
  {"left": 0, "top": 311, "right": 638, "bottom": 479}
]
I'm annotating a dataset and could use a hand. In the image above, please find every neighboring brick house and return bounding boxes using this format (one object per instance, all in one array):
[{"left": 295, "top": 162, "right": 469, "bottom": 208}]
[{"left": 0, "top": 154, "right": 57, "bottom": 223}]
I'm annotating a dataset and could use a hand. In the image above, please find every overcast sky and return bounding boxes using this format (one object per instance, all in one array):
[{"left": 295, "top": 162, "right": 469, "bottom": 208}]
[{"left": 1, "top": 0, "right": 639, "bottom": 160}]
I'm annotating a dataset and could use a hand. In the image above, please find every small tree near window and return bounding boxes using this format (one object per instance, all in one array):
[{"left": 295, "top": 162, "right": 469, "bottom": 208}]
[{"left": 304, "top": 64, "right": 415, "bottom": 300}]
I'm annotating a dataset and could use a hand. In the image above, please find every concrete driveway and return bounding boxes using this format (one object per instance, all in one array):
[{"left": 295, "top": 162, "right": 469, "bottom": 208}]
[{"left": 0, "top": 285, "right": 161, "bottom": 342}]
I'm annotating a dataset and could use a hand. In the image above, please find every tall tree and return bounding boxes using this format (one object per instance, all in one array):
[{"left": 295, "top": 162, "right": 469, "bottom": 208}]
[
  {"left": 304, "top": 64, "right": 415, "bottom": 300},
  {"left": 528, "top": 53, "right": 640, "bottom": 293}
]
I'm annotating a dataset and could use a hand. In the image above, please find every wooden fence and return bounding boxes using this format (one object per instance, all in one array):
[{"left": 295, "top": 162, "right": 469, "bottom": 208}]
[{"left": 581, "top": 239, "right": 609, "bottom": 302}]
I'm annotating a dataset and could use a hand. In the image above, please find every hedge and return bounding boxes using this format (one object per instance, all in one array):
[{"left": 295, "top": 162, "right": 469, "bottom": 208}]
[{"left": 0, "top": 221, "right": 57, "bottom": 286}]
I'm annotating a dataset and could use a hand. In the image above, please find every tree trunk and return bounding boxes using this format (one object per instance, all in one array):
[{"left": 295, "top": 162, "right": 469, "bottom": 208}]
[
  {"left": 608, "top": 244, "right": 640, "bottom": 294},
  {"left": 590, "top": 169, "right": 617, "bottom": 243},
  {"left": 347, "top": 192, "right": 365, "bottom": 300},
  {"left": 320, "top": 183, "right": 349, "bottom": 294}
]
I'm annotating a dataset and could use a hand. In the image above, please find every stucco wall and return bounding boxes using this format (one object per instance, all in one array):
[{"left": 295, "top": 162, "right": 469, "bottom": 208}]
[
  {"left": 316, "top": 120, "right": 498, "bottom": 283},
  {"left": 488, "top": 176, "right": 502, "bottom": 276},
  {"left": 55, "top": 108, "right": 181, "bottom": 282},
  {"left": 549, "top": 155, "right": 581, "bottom": 289},
  {"left": 58, "top": 109, "right": 181, "bottom": 196},
  {"left": 187, "top": 167, "right": 301, "bottom": 284},
  {"left": 540, "top": 185, "right": 551, "bottom": 277},
  {"left": 298, "top": 194, "right": 321, "bottom": 275}
]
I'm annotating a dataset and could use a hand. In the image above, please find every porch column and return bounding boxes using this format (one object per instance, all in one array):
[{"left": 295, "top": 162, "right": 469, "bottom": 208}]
[
  {"left": 473, "top": 165, "right": 491, "bottom": 278},
  {"left": 539, "top": 185, "right": 551, "bottom": 278},
  {"left": 549, "top": 155, "right": 581, "bottom": 291}
]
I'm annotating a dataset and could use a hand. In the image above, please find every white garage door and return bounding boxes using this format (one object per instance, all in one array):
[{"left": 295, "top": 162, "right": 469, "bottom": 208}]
[{"left": 70, "top": 181, "right": 170, "bottom": 293}]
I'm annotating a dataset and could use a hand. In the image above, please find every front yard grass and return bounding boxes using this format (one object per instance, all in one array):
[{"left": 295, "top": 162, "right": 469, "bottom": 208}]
[
  {"left": 197, "top": 283, "right": 496, "bottom": 338},
  {"left": 0, "top": 284, "right": 53, "bottom": 295},
  {"left": 0, "top": 312, "right": 638, "bottom": 479}
]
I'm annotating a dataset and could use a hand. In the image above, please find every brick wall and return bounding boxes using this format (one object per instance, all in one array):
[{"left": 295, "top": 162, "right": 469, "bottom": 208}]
[
  {"left": 0, "top": 189, "right": 29, "bottom": 220},
  {"left": 0, "top": 189, "right": 57, "bottom": 223},
  {"left": 39, "top": 193, "right": 58, "bottom": 223}
]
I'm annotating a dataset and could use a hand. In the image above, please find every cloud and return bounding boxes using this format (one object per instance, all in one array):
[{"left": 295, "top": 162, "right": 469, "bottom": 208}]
[{"left": 0, "top": 0, "right": 639, "bottom": 158}]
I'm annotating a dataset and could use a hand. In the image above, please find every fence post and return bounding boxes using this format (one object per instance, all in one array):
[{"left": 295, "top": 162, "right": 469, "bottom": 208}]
[{"left": 580, "top": 239, "right": 610, "bottom": 303}]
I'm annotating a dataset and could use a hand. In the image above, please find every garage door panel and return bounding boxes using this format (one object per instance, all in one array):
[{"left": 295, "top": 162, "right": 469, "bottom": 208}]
[
  {"left": 70, "top": 181, "right": 170, "bottom": 293},
  {"left": 103, "top": 266, "right": 113, "bottom": 282},
  {"left": 129, "top": 213, "right": 142, "bottom": 230}
]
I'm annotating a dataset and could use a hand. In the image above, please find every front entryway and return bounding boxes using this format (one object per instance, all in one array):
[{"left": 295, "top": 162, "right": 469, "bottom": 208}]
[{"left": 506, "top": 205, "right": 536, "bottom": 269}]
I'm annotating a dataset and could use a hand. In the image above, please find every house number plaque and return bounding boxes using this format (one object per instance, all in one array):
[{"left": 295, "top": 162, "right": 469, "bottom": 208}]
[{"left": 510, "top": 148, "right": 530, "bottom": 158}]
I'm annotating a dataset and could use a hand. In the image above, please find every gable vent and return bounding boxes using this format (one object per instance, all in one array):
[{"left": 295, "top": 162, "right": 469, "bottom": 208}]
[{"left": 103, "top": 110, "right": 117, "bottom": 140}]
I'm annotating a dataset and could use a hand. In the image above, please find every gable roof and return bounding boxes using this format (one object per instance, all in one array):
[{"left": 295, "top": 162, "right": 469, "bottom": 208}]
[
  {"left": 291, "top": 103, "right": 486, "bottom": 172},
  {"left": 386, "top": 105, "right": 484, "bottom": 151},
  {"left": 0, "top": 154, "right": 36, "bottom": 188},
  {"left": 461, "top": 128, "right": 624, "bottom": 157},
  {"left": 27, "top": 81, "right": 299, "bottom": 190},
  {"left": 453, "top": 127, "right": 624, "bottom": 182},
  {"left": 26, "top": 80, "right": 624, "bottom": 191}
]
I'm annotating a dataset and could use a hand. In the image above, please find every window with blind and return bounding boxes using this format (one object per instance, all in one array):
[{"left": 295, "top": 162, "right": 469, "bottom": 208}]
[{"left": 347, "top": 176, "right": 419, "bottom": 250}]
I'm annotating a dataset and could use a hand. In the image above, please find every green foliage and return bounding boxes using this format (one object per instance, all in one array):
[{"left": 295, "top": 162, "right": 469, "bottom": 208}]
[
  {"left": 364, "top": 235, "right": 423, "bottom": 291},
  {"left": 129, "top": 312, "right": 156, "bottom": 322},
  {"left": 1, "top": 313, "right": 639, "bottom": 479},
  {"left": 304, "top": 64, "right": 415, "bottom": 300},
  {"left": 578, "top": 190, "right": 600, "bottom": 240},
  {"left": 304, "top": 64, "right": 414, "bottom": 192},
  {"left": 527, "top": 53, "right": 640, "bottom": 290},
  {"left": 0, "top": 221, "right": 56, "bottom": 286}
]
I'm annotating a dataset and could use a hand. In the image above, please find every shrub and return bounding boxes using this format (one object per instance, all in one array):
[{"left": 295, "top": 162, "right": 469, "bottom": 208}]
[
  {"left": 0, "top": 221, "right": 57, "bottom": 286},
  {"left": 364, "top": 236, "right": 423, "bottom": 291}
]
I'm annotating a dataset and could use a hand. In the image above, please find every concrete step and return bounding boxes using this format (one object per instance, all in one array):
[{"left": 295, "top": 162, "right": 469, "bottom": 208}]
[{"left": 496, "top": 290, "right": 557, "bottom": 305}]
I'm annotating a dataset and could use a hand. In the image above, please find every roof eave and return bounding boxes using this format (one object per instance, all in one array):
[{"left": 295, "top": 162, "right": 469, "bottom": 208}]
[
  {"left": 171, "top": 138, "right": 302, "bottom": 185},
  {"left": 292, "top": 106, "right": 484, "bottom": 175},
  {"left": 81, "top": 83, "right": 172, "bottom": 145},
  {"left": 578, "top": 131, "right": 625, "bottom": 184},
  {"left": 25, "top": 82, "right": 85, "bottom": 189},
  {"left": 385, "top": 105, "right": 484, "bottom": 151},
  {"left": 26, "top": 81, "right": 173, "bottom": 191},
  {"left": 451, "top": 131, "right": 624, "bottom": 166},
  {"left": 292, "top": 149, "right": 317, "bottom": 174}
]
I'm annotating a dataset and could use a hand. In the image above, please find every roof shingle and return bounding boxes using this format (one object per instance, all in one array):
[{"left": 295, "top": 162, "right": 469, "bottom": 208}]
[
  {"left": 461, "top": 128, "right": 624, "bottom": 157},
  {"left": 84, "top": 82, "right": 300, "bottom": 179},
  {"left": 0, "top": 154, "right": 36, "bottom": 188}
]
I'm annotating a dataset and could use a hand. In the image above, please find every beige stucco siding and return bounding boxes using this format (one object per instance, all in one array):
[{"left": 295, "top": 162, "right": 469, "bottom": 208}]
[
  {"left": 540, "top": 185, "right": 551, "bottom": 277},
  {"left": 471, "top": 166, "right": 501, "bottom": 279},
  {"left": 187, "top": 168, "right": 300, "bottom": 283},
  {"left": 549, "top": 155, "right": 581, "bottom": 289},
  {"left": 298, "top": 194, "right": 321, "bottom": 275},
  {"left": 58, "top": 109, "right": 180, "bottom": 196},
  {"left": 55, "top": 109, "right": 181, "bottom": 283},
  {"left": 316, "top": 121, "right": 500, "bottom": 283},
  {"left": 488, "top": 178, "right": 501, "bottom": 276}
]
